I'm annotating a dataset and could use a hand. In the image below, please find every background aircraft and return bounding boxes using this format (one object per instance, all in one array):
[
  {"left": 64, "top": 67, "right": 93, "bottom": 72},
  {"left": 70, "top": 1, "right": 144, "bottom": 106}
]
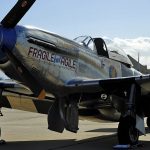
[{"left": 0, "top": 0, "right": 150, "bottom": 146}]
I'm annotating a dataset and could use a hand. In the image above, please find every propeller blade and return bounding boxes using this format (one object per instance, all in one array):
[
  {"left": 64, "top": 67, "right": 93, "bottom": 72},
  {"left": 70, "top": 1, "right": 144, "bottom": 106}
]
[{"left": 1, "top": 0, "right": 36, "bottom": 28}]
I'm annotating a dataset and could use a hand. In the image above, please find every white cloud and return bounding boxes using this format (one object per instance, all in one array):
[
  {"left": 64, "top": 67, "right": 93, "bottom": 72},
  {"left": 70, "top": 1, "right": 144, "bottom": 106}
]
[{"left": 104, "top": 37, "right": 150, "bottom": 69}]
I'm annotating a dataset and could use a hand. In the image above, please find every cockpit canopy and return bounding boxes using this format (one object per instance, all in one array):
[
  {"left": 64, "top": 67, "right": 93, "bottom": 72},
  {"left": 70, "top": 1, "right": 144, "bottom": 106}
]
[
  {"left": 74, "top": 36, "right": 132, "bottom": 67},
  {"left": 74, "top": 36, "right": 102, "bottom": 51}
]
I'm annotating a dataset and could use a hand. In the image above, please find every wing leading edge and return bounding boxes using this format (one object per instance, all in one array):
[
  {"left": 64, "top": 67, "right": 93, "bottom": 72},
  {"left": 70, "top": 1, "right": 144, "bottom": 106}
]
[{"left": 65, "top": 75, "right": 150, "bottom": 95}]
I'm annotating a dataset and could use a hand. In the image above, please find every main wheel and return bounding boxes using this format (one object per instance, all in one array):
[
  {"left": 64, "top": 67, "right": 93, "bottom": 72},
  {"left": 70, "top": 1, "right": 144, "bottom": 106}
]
[
  {"left": 117, "top": 116, "right": 139, "bottom": 145},
  {"left": 0, "top": 140, "right": 6, "bottom": 145}
]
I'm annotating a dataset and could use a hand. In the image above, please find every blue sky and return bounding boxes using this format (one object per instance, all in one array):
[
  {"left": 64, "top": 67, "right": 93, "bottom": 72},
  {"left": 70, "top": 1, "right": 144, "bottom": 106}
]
[
  {"left": 0, "top": 0, "right": 150, "bottom": 69},
  {"left": 1, "top": 0, "right": 150, "bottom": 38}
]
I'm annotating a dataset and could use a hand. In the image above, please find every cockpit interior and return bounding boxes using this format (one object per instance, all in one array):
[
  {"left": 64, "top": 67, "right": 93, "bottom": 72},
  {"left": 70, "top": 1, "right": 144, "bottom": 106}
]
[{"left": 74, "top": 36, "right": 132, "bottom": 66}]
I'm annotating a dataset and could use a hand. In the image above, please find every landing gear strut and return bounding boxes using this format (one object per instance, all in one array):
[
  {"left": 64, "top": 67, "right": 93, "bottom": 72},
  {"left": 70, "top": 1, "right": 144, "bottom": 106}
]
[{"left": 117, "top": 84, "right": 140, "bottom": 145}]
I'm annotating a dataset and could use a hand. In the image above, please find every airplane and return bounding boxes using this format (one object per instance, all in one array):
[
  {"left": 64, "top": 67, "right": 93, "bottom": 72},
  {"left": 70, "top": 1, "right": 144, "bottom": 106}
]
[{"left": 0, "top": 0, "right": 150, "bottom": 147}]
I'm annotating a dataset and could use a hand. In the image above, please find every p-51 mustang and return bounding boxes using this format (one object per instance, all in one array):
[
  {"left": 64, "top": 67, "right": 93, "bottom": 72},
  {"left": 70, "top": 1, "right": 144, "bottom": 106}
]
[{"left": 0, "top": 0, "right": 150, "bottom": 146}]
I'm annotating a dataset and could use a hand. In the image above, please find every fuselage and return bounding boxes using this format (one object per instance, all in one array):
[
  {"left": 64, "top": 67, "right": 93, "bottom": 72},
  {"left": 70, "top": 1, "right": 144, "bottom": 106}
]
[{"left": 0, "top": 25, "right": 142, "bottom": 97}]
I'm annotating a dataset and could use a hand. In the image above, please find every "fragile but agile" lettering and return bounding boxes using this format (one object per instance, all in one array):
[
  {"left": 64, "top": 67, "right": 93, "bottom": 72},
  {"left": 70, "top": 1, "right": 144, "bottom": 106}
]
[{"left": 28, "top": 47, "right": 77, "bottom": 70}]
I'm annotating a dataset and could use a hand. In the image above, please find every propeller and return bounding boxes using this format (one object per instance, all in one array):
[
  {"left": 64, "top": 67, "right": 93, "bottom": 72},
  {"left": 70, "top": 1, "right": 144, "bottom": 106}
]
[
  {"left": 0, "top": 0, "right": 46, "bottom": 99},
  {"left": 1, "top": 0, "right": 36, "bottom": 28}
]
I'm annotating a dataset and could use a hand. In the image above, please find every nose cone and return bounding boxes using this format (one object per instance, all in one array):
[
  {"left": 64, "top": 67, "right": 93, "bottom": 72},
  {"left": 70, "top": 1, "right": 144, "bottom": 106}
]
[
  {"left": 0, "top": 26, "right": 17, "bottom": 50},
  {"left": 0, "top": 25, "right": 17, "bottom": 63},
  {"left": 0, "top": 26, "right": 3, "bottom": 48}
]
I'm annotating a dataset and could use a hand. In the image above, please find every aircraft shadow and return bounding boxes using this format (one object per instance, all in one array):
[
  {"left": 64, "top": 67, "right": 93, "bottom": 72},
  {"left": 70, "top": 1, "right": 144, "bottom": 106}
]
[
  {"left": 0, "top": 134, "right": 117, "bottom": 150},
  {"left": 86, "top": 128, "right": 117, "bottom": 133},
  {"left": 87, "top": 127, "right": 150, "bottom": 133},
  {"left": 1, "top": 133, "right": 150, "bottom": 150}
]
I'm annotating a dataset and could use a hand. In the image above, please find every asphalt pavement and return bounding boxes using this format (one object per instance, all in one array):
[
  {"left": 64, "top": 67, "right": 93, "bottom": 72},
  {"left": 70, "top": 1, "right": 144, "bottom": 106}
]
[{"left": 0, "top": 108, "right": 150, "bottom": 150}]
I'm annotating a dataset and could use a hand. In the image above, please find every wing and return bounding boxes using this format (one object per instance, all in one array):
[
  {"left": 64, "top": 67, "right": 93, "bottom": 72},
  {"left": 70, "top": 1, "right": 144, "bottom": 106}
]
[
  {"left": 65, "top": 75, "right": 150, "bottom": 95},
  {"left": 0, "top": 80, "right": 54, "bottom": 114}
]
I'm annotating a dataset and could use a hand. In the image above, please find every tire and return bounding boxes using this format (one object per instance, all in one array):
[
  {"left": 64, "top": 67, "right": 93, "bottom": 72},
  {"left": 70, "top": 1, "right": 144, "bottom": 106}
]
[
  {"left": 0, "top": 140, "right": 6, "bottom": 145},
  {"left": 117, "top": 116, "right": 139, "bottom": 145}
]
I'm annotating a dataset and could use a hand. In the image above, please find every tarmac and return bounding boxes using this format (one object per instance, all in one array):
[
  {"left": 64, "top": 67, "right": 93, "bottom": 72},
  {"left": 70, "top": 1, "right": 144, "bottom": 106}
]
[{"left": 0, "top": 108, "right": 150, "bottom": 150}]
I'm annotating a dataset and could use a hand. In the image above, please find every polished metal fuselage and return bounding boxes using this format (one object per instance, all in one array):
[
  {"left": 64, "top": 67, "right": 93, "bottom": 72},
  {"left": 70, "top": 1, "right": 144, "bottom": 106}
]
[{"left": 1, "top": 26, "right": 140, "bottom": 96}]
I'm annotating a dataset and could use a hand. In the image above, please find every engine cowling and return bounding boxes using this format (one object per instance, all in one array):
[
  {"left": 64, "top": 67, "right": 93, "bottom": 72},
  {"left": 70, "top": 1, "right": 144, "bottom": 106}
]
[
  {"left": 0, "top": 25, "right": 18, "bottom": 79},
  {"left": 0, "top": 50, "right": 8, "bottom": 64},
  {"left": 0, "top": 27, "right": 8, "bottom": 64},
  {"left": 0, "top": 60, "right": 22, "bottom": 81}
]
